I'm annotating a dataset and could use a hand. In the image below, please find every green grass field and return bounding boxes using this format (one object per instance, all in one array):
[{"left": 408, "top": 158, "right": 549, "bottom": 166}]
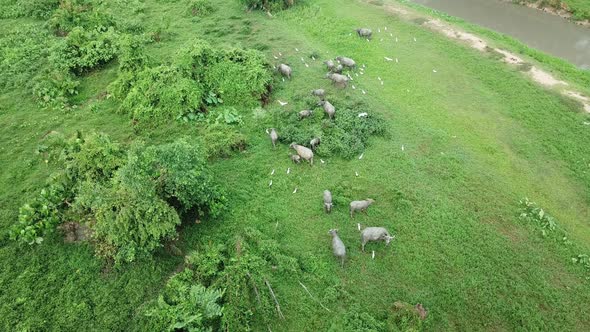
[{"left": 1, "top": 0, "right": 590, "bottom": 330}]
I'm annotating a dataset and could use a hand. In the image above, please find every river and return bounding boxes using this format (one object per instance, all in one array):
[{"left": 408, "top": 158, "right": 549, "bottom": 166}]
[{"left": 410, "top": 0, "right": 590, "bottom": 69}]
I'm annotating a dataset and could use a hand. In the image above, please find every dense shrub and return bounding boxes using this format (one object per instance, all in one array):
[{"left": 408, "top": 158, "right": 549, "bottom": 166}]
[
  {"left": 57, "top": 26, "right": 119, "bottom": 74},
  {"left": 10, "top": 133, "right": 227, "bottom": 264},
  {"left": 239, "top": 0, "right": 296, "bottom": 12},
  {"left": 116, "top": 65, "right": 204, "bottom": 122},
  {"left": 32, "top": 67, "right": 79, "bottom": 109},
  {"left": 202, "top": 124, "right": 248, "bottom": 159},
  {"left": 0, "top": 0, "right": 59, "bottom": 19},
  {"left": 113, "top": 39, "right": 271, "bottom": 123},
  {"left": 145, "top": 269, "right": 224, "bottom": 331},
  {"left": 117, "top": 33, "right": 150, "bottom": 73},
  {"left": 48, "top": 0, "right": 114, "bottom": 36},
  {"left": 187, "top": 0, "right": 216, "bottom": 16},
  {"left": 0, "top": 25, "right": 51, "bottom": 90},
  {"left": 278, "top": 101, "right": 386, "bottom": 159},
  {"left": 176, "top": 40, "right": 272, "bottom": 108}
]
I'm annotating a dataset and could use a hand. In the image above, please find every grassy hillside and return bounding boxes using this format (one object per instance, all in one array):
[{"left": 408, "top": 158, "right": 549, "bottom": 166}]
[{"left": 1, "top": 0, "right": 590, "bottom": 330}]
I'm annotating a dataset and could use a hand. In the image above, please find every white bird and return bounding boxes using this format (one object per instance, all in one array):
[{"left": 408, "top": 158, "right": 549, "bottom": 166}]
[
  {"left": 358, "top": 112, "right": 368, "bottom": 117},
  {"left": 362, "top": 89, "right": 366, "bottom": 95},
  {"left": 273, "top": 55, "right": 278, "bottom": 59},
  {"left": 377, "top": 77, "right": 382, "bottom": 81},
  {"left": 414, "top": 37, "right": 417, "bottom": 42},
  {"left": 300, "top": 57, "right": 305, "bottom": 62},
  {"left": 360, "top": 72, "right": 364, "bottom": 75},
  {"left": 401, "top": 145, "right": 405, "bottom": 151},
  {"left": 269, "top": 180, "right": 273, "bottom": 187},
  {"left": 282, "top": 77, "right": 285, "bottom": 82},
  {"left": 372, "top": 251, "right": 375, "bottom": 259},
  {"left": 357, "top": 223, "right": 361, "bottom": 231},
  {"left": 271, "top": 169, "right": 275, "bottom": 175},
  {"left": 380, "top": 38, "right": 383, "bottom": 42},
  {"left": 278, "top": 52, "right": 282, "bottom": 56},
  {"left": 390, "top": 33, "right": 393, "bottom": 37},
  {"left": 352, "top": 85, "right": 356, "bottom": 90},
  {"left": 349, "top": 32, "right": 352, "bottom": 36},
  {"left": 378, "top": 28, "right": 381, "bottom": 33},
  {"left": 366, "top": 39, "right": 370, "bottom": 42},
  {"left": 395, "top": 37, "right": 398, "bottom": 42},
  {"left": 406, "top": 89, "right": 410, "bottom": 92},
  {"left": 292, "top": 187, "right": 298, "bottom": 194},
  {"left": 320, "top": 159, "right": 325, "bottom": 164},
  {"left": 384, "top": 56, "right": 393, "bottom": 61},
  {"left": 584, "top": 121, "right": 590, "bottom": 125},
  {"left": 381, "top": 81, "right": 384, "bottom": 85},
  {"left": 433, "top": 69, "right": 437, "bottom": 73},
  {"left": 355, "top": 73, "right": 359, "bottom": 77},
  {"left": 362, "top": 64, "right": 366, "bottom": 68},
  {"left": 312, "top": 56, "right": 316, "bottom": 60},
  {"left": 287, "top": 167, "right": 291, "bottom": 174},
  {"left": 278, "top": 100, "right": 288, "bottom": 106},
  {"left": 355, "top": 171, "right": 359, "bottom": 177},
  {"left": 384, "top": 26, "right": 388, "bottom": 31},
  {"left": 295, "top": 48, "right": 299, "bottom": 52},
  {"left": 358, "top": 153, "right": 364, "bottom": 159},
  {"left": 305, "top": 63, "right": 309, "bottom": 68},
  {"left": 396, "top": 58, "right": 399, "bottom": 63}
]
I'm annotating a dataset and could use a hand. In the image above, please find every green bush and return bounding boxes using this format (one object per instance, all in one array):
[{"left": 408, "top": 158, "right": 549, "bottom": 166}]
[
  {"left": 187, "top": 0, "right": 216, "bottom": 16},
  {"left": 0, "top": 25, "right": 51, "bottom": 90},
  {"left": 9, "top": 178, "right": 74, "bottom": 245},
  {"left": 58, "top": 26, "right": 119, "bottom": 74},
  {"left": 176, "top": 39, "right": 272, "bottom": 108},
  {"left": 48, "top": 0, "right": 114, "bottom": 36},
  {"left": 116, "top": 65, "right": 204, "bottom": 122},
  {"left": 145, "top": 268, "right": 223, "bottom": 331},
  {"left": 0, "top": 0, "right": 59, "bottom": 19},
  {"left": 113, "top": 39, "right": 271, "bottom": 123},
  {"left": 32, "top": 67, "right": 79, "bottom": 109},
  {"left": 202, "top": 124, "right": 248, "bottom": 159},
  {"left": 238, "top": 0, "right": 296, "bottom": 12},
  {"left": 117, "top": 33, "right": 150, "bottom": 73},
  {"left": 278, "top": 101, "right": 386, "bottom": 159}
]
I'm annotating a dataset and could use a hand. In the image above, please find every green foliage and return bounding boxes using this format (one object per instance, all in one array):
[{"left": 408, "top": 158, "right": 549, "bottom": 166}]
[
  {"left": 32, "top": 67, "right": 79, "bottom": 109},
  {"left": 0, "top": 25, "right": 51, "bottom": 90},
  {"left": 185, "top": 244, "right": 226, "bottom": 284},
  {"left": 117, "top": 65, "right": 204, "bottom": 122},
  {"left": 0, "top": 0, "right": 59, "bottom": 19},
  {"left": 145, "top": 267, "right": 223, "bottom": 331},
  {"left": 214, "top": 228, "right": 300, "bottom": 331},
  {"left": 9, "top": 178, "right": 73, "bottom": 245},
  {"left": 177, "top": 40, "right": 272, "bottom": 108},
  {"left": 11, "top": 133, "right": 226, "bottom": 264},
  {"left": 117, "top": 33, "right": 150, "bottom": 72},
  {"left": 202, "top": 124, "right": 247, "bottom": 159},
  {"left": 328, "top": 305, "right": 385, "bottom": 332},
  {"left": 278, "top": 101, "right": 386, "bottom": 159},
  {"left": 76, "top": 138, "right": 226, "bottom": 263},
  {"left": 76, "top": 177, "right": 181, "bottom": 263},
  {"left": 48, "top": 0, "right": 114, "bottom": 36},
  {"left": 187, "top": 0, "right": 215, "bottom": 16},
  {"left": 113, "top": 40, "right": 271, "bottom": 123},
  {"left": 238, "top": 0, "right": 296, "bottom": 12},
  {"left": 519, "top": 198, "right": 565, "bottom": 238},
  {"left": 57, "top": 26, "right": 119, "bottom": 74}
]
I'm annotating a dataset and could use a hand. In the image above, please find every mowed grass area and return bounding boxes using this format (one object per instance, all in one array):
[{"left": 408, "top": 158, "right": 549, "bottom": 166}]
[{"left": 1, "top": 0, "right": 590, "bottom": 330}]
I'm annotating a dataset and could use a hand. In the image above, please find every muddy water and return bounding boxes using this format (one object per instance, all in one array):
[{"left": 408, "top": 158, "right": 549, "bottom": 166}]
[{"left": 411, "top": 0, "right": 590, "bottom": 69}]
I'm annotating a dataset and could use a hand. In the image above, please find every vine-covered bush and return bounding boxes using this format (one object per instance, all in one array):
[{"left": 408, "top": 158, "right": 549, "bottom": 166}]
[
  {"left": 117, "top": 65, "right": 204, "bottom": 122},
  {"left": 187, "top": 0, "right": 216, "bottom": 16},
  {"left": 239, "top": 0, "right": 296, "bottom": 12},
  {"left": 113, "top": 39, "right": 271, "bottom": 123},
  {"left": 278, "top": 101, "right": 386, "bottom": 159},
  {"left": 10, "top": 133, "right": 227, "bottom": 264},
  {"left": 0, "top": 25, "right": 51, "bottom": 90},
  {"left": 0, "top": 0, "right": 59, "bottom": 19},
  {"left": 145, "top": 269, "right": 224, "bottom": 331},
  {"left": 56, "top": 26, "right": 119, "bottom": 74},
  {"left": 48, "top": 0, "right": 114, "bottom": 36}
]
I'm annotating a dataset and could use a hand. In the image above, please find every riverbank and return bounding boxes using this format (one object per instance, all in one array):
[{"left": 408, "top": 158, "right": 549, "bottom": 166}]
[{"left": 513, "top": 0, "right": 590, "bottom": 26}]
